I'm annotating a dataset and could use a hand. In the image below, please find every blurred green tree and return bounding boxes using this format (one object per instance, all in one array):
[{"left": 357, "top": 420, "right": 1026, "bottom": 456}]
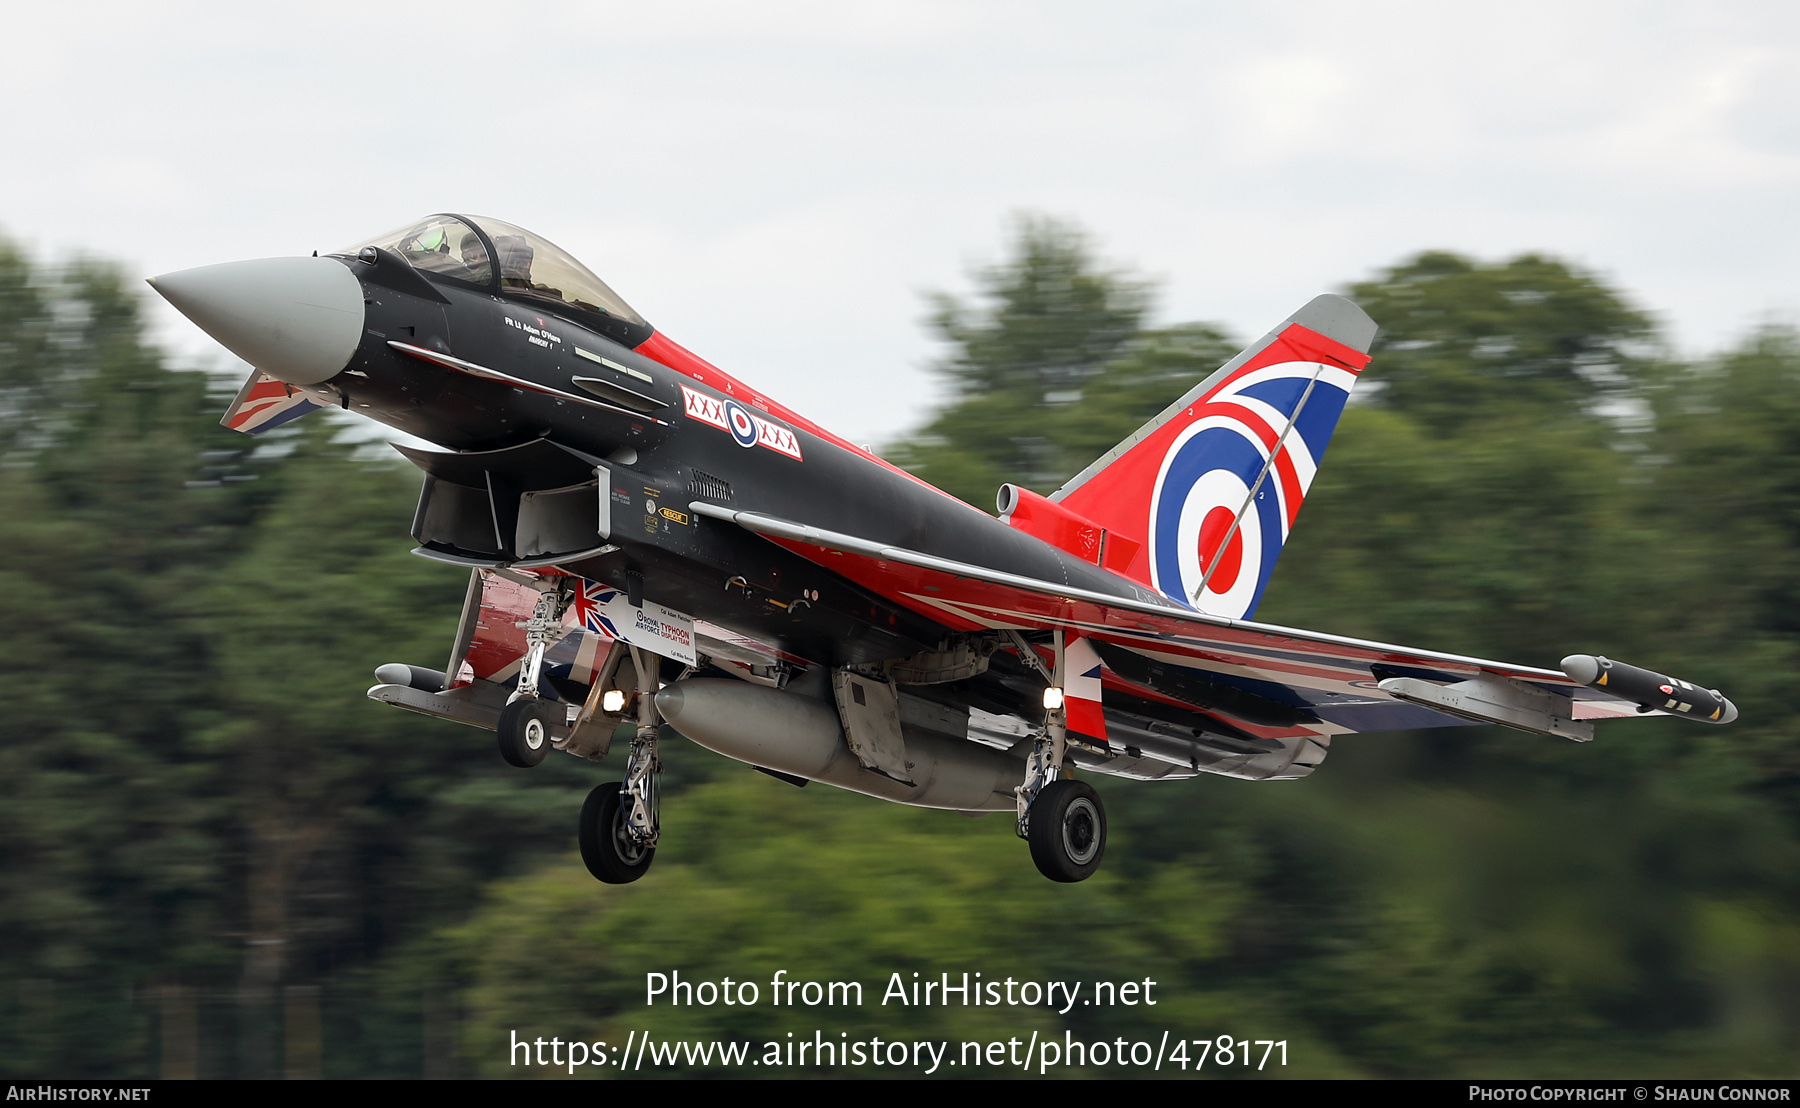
[
  {"left": 1634, "top": 329, "right": 1800, "bottom": 804},
  {"left": 1344, "top": 251, "right": 1657, "bottom": 435},
  {"left": 0, "top": 240, "right": 611, "bottom": 1077},
  {"left": 886, "top": 216, "right": 1236, "bottom": 507}
]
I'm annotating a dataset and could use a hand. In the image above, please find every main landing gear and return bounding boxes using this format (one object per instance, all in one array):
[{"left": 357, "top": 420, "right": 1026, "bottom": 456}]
[
  {"left": 1012, "top": 630, "right": 1107, "bottom": 883},
  {"left": 578, "top": 644, "right": 661, "bottom": 885},
  {"left": 1027, "top": 779, "right": 1105, "bottom": 882},
  {"left": 1015, "top": 726, "right": 1108, "bottom": 883}
]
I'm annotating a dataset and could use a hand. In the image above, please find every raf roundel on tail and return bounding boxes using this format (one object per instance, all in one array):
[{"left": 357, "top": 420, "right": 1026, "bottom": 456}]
[
  {"left": 1052, "top": 295, "right": 1375, "bottom": 620},
  {"left": 1147, "top": 348, "right": 1361, "bottom": 617}
]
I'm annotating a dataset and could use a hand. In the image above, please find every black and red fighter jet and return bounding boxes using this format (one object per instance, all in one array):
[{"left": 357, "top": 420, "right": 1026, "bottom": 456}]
[{"left": 150, "top": 213, "right": 1736, "bottom": 884}]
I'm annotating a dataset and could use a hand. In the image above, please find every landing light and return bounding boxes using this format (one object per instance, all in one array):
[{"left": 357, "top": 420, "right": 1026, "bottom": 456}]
[
  {"left": 603, "top": 689, "right": 628, "bottom": 713},
  {"left": 1042, "top": 687, "right": 1065, "bottom": 710}
]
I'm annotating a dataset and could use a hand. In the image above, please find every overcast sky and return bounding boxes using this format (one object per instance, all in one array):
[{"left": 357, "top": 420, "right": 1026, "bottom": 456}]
[{"left": 5, "top": 1, "right": 1798, "bottom": 445}]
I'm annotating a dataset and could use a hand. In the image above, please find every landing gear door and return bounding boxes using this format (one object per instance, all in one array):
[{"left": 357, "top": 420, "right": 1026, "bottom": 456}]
[
  {"left": 831, "top": 671, "right": 916, "bottom": 786},
  {"left": 445, "top": 569, "right": 485, "bottom": 681}
]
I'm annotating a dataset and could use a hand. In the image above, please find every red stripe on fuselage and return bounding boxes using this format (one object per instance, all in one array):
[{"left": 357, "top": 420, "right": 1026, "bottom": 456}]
[{"left": 633, "top": 330, "right": 973, "bottom": 507}]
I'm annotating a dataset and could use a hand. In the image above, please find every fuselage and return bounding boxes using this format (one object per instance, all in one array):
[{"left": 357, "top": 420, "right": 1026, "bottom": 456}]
[
  {"left": 328, "top": 236, "right": 1159, "bottom": 672},
  {"left": 145, "top": 217, "right": 1742, "bottom": 871}
]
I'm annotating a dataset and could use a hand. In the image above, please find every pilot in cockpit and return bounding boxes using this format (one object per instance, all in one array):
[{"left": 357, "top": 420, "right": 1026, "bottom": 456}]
[{"left": 458, "top": 233, "right": 491, "bottom": 281}]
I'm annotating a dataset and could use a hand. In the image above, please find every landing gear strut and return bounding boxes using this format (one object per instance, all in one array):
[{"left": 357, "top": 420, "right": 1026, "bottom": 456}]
[
  {"left": 497, "top": 579, "right": 574, "bottom": 768},
  {"left": 1012, "top": 629, "right": 1108, "bottom": 883},
  {"left": 579, "top": 645, "right": 662, "bottom": 884}
]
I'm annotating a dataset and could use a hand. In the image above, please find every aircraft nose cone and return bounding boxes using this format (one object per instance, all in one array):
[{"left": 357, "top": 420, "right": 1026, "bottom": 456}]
[{"left": 148, "top": 256, "right": 364, "bottom": 386}]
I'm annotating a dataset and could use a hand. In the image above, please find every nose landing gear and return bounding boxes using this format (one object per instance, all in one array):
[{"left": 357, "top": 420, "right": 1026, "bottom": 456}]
[
  {"left": 1015, "top": 725, "right": 1108, "bottom": 883},
  {"left": 497, "top": 579, "right": 575, "bottom": 768}
]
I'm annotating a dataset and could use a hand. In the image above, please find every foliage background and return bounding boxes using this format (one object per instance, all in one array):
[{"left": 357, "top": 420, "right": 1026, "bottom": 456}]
[{"left": 1, "top": 219, "right": 1796, "bottom": 1078}]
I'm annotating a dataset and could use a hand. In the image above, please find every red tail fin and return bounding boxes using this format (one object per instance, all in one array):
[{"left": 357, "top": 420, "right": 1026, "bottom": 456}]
[{"left": 1048, "top": 295, "right": 1376, "bottom": 619}]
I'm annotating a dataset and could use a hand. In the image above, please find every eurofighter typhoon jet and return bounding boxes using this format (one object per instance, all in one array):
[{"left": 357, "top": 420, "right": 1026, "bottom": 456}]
[{"left": 149, "top": 214, "right": 1737, "bottom": 884}]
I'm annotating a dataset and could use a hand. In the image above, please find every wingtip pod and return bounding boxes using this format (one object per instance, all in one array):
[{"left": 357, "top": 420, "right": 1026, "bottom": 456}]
[{"left": 1561, "top": 654, "right": 1737, "bottom": 724}]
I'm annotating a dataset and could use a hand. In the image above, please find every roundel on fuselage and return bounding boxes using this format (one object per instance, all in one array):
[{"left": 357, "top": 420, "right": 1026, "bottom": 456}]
[{"left": 723, "top": 399, "right": 759, "bottom": 448}]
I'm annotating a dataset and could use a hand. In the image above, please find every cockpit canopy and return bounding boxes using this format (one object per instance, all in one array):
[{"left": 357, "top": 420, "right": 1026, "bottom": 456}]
[{"left": 342, "top": 214, "right": 649, "bottom": 330}]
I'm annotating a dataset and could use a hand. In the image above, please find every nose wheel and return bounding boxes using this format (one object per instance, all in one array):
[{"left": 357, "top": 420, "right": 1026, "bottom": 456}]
[
  {"left": 497, "top": 579, "right": 574, "bottom": 769},
  {"left": 497, "top": 698, "right": 556, "bottom": 767}
]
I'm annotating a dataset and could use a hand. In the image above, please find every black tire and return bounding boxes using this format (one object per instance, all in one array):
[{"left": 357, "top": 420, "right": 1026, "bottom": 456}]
[
  {"left": 1027, "top": 779, "right": 1106, "bottom": 882},
  {"left": 497, "top": 698, "right": 555, "bottom": 768},
  {"left": 579, "top": 781, "right": 656, "bottom": 884}
]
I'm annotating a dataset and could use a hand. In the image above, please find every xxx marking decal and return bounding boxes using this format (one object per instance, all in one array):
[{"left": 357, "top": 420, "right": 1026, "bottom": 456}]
[{"left": 682, "top": 384, "right": 804, "bottom": 460}]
